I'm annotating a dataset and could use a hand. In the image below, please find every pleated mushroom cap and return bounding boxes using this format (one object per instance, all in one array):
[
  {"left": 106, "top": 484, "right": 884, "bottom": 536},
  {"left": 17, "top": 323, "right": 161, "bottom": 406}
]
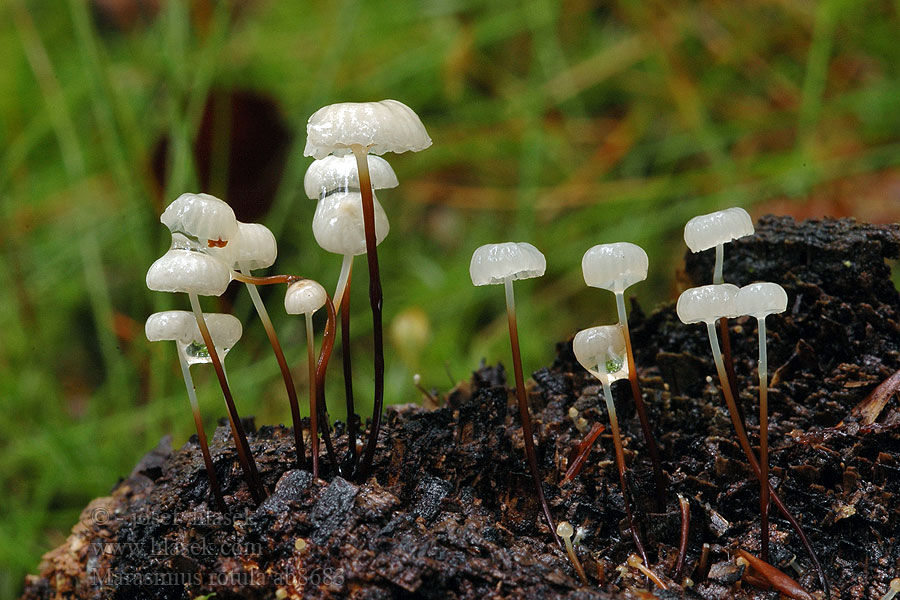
[
  {"left": 304, "top": 100, "right": 432, "bottom": 160},
  {"left": 146, "top": 249, "right": 231, "bottom": 296},
  {"left": 469, "top": 242, "right": 546, "bottom": 286},
  {"left": 735, "top": 282, "right": 788, "bottom": 319},
  {"left": 676, "top": 283, "right": 740, "bottom": 324},
  {"left": 145, "top": 311, "right": 242, "bottom": 350},
  {"left": 312, "top": 190, "right": 390, "bottom": 256},
  {"left": 573, "top": 325, "right": 628, "bottom": 382},
  {"left": 284, "top": 280, "right": 327, "bottom": 315},
  {"left": 304, "top": 155, "right": 398, "bottom": 200},
  {"left": 160, "top": 193, "right": 238, "bottom": 244},
  {"left": 209, "top": 221, "right": 277, "bottom": 270},
  {"left": 683, "top": 207, "right": 754, "bottom": 253},
  {"left": 582, "top": 242, "right": 648, "bottom": 293}
]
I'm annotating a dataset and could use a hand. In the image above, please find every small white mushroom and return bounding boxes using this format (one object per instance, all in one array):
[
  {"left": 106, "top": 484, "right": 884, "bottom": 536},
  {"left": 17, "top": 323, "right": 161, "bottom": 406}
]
[
  {"left": 573, "top": 324, "right": 649, "bottom": 560},
  {"left": 303, "top": 100, "right": 431, "bottom": 481},
  {"left": 145, "top": 310, "right": 241, "bottom": 512},
  {"left": 312, "top": 191, "right": 390, "bottom": 257},
  {"left": 469, "top": 242, "right": 546, "bottom": 286},
  {"left": 146, "top": 249, "right": 232, "bottom": 297},
  {"left": 735, "top": 281, "right": 787, "bottom": 561},
  {"left": 209, "top": 221, "right": 277, "bottom": 272},
  {"left": 683, "top": 207, "right": 754, "bottom": 284},
  {"left": 304, "top": 154, "right": 399, "bottom": 200},
  {"left": 285, "top": 279, "right": 328, "bottom": 475},
  {"left": 303, "top": 99, "right": 432, "bottom": 160},
  {"left": 469, "top": 241, "right": 559, "bottom": 546},
  {"left": 582, "top": 242, "right": 648, "bottom": 296},
  {"left": 160, "top": 192, "right": 238, "bottom": 246}
]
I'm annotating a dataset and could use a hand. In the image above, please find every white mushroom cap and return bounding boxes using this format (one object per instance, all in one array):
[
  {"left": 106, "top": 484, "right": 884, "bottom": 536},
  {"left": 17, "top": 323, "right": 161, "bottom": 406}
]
[
  {"left": 160, "top": 193, "right": 238, "bottom": 244},
  {"left": 285, "top": 279, "right": 328, "bottom": 315},
  {"left": 146, "top": 249, "right": 231, "bottom": 296},
  {"left": 304, "top": 155, "right": 399, "bottom": 199},
  {"left": 735, "top": 282, "right": 787, "bottom": 319},
  {"left": 304, "top": 99, "right": 432, "bottom": 160},
  {"left": 145, "top": 310, "right": 242, "bottom": 350},
  {"left": 676, "top": 284, "right": 741, "bottom": 324},
  {"left": 683, "top": 207, "right": 754, "bottom": 253},
  {"left": 573, "top": 325, "right": 628, "bottom": 382},
  {"left": 312, "top": 190, "right": 390, "bottom": 256},
  {"left": 582, "top": 242, "right": 649, "bottom": 293},
  {"left": 209, "top": 221, "right": 277, "bottom": 271},
  {"left": 469, "top": 242, "right": 546, "bottom": 286}
]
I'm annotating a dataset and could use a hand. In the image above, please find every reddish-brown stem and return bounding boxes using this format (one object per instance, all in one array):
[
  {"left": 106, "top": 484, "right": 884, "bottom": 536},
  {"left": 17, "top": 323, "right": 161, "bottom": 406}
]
[
  {"left": 718, "top": 317, "right": 744, "bottom": 424},
  {"left": 674, "top": 495, "right": 690, "bottom": 581},
  {"left": 561, "top": 422, "right": 605, "bottom": 485},
  {"left": 241, "top": 271, "right": 305, "bottom": 469},
  {"left": 618, "top": 303, "right": 666, "bottom": 510},
  {"left": 505, "top": 279, "right": 563, "bottom": 552},
  {"left": 736, "top": 550, "right": 814, "bottom": 600},
  {"left": 601, "top": 378, "right": 651, "bottom": 569},
  {"left": 352, "top": 146, "right": 386, "bottom": 482},
  {"left": 231, "top": 272, "right": 299, "bottom": 286},
  {"left": 314, "top": 293, "right": 340, "bottom": 474},
  {"left": 340, "top": 268, "right": 358, "bottom": 469},
  {"left": 706, "top": 323, "right": 830, "bottom": 600},
  {"left": 307, "top": 312, "right": 320, "bottom": 478},
  {"left": 189, "top": 294, "right": 265, "bottom": 503}
]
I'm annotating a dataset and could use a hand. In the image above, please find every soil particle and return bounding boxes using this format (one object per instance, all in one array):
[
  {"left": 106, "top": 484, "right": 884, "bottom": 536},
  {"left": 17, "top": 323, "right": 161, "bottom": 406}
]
[{"left": 21, "top": 216, "right": 900, "bottom": 599}]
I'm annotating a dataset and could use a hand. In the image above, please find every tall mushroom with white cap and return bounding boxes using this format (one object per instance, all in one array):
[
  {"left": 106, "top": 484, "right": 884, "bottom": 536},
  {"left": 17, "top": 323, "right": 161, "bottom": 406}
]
[
  {"left": 684, "top": 207, "right": 754, "bottom": 415},
  {"left": 146, "top": 245, "right": 266, "bottom": 503},
  {"left": 735, "top": 282, "right": 787, "bottom": 562},
  {"left": 678, "top": 284, "right": 827, "bottom": 596},
  {"left": 304, "top": 154, "right": 398, "bottom": 470},
  {"left": 209, "top": 221, "right": 309, "bottom": 468},
  {"left": 285, "top": 279, "right": 329, "bottom": 477},
  {"left": 581, "top": 242, "right": 665, "bottom": 507},
  {"left": 146, "top": 310, "right": 241, "bottom": 512},
  {"left": 304, "top": 99, "right": 431, "bottom": 481},
  {"left": 469, "top": 241, "right": 561, "bottom": 549},
  {"left": 572, "top": 325, "right": 651, "bottom": 568}
]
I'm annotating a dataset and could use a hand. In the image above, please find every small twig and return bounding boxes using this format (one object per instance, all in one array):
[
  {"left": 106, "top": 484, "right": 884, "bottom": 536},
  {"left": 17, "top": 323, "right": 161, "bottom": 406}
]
[
  {"left": 673, "top": 494, "right": 690, "bottom": 581},
  {"left": 561, "top": 422, "right": 605, "bottom": 485},
  {"left": 736, "top": 549, "right": 814, "bottom": 600}
]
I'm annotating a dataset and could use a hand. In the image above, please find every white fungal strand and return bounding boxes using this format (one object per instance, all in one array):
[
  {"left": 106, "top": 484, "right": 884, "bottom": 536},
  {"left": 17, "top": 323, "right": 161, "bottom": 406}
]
[
  {"left": 146, "top": 249, "right": 231, "bottom": 296},
  {"left": 582, "top": 242, "right": 648, "bottom": 293},
  {"left": 573, "top": 325, "right": 628, "bottom": 382},
  {"left": 312, "top": 191, "right": 390, "bottom": 256},
  {"left": 683, "top": 207, "right": 754, "bottom": 253},
  {"left": 160, "top": 192, "right": 238, "bottom": 244},
  {"left": 469, "top": 242, "right": 546, "bottom": 286},
  {"left": 304, "top": 155, "right": 398, "bottom": 200},
  {"left": 209, "top": 221, "right": 277, "bottom": 270},
  {"left": 285, "top": 280, "right": 328, "bottom": 315},
  {"left": 146, "top": 311, "right": 242, "bottom": 351},
  {"left": 735, "top": 282, "right": 788, "bottom": 318},
  {"left": 304, "top": 99, "right": 432, "bottom": 159},
  {"left": 676, "top": 284, "right": 741, "bottom": 324}
]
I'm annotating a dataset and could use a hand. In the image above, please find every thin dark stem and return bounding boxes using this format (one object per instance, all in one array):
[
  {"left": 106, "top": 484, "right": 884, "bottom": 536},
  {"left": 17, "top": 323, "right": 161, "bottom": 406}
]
[
  {"left": 340, "top": 265, "right": 358, "bottom": 469},
  {"left": 600, "top": 378, "right": 651, "bottom": 568},
  {"left": 674, "top": 495, "right": 690, "bottom": 581},
  {"left": 352, "top": 145, "right": 385, "bottom": 482},
  {"left": 706, "top": 322, "right": 830, "bottom": 600},
  {"left": 241, "top": 267, "right": 305, "bottom": 468},
  {"left": 718, "top": 317, "right": 744, "bottom": 424},
  {"left": 188, "top": 294, "right": 265, "bottom": 503},
  {"left": 314, "top": 293, "right": 340, "bottom": 474},
  {"left": 758, "top": 318, "right": 770, "bottom": 563},
  {"left": 505, "top": 278, "right": 563, "bottom": 552},
  {"left": 617, "top": 294, "right": 666, "bottom": 510}
]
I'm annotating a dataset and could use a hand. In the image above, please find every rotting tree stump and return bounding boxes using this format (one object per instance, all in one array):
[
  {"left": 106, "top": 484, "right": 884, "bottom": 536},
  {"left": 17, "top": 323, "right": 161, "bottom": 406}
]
[{"left": 21, "top": 216, "right": 900, "bottom": 599}]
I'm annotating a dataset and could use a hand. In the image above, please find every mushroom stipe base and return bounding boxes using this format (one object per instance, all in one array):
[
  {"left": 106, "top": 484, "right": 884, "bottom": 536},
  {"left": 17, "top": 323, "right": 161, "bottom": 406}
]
[{"left": 23, "top": 216, "right": 900, "bottom": 599}]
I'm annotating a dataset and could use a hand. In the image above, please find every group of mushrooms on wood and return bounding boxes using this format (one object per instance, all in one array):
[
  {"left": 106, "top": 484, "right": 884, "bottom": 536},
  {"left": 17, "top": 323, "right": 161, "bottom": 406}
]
[{"left": 140, "top": 99, "right": 898, "bottom": 599}]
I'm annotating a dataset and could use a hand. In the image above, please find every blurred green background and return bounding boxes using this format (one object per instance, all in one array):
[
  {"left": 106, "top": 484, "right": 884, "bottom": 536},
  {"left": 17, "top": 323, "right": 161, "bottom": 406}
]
[{"left": 2, "top": 0, "right": 900, "bottom": 596}]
